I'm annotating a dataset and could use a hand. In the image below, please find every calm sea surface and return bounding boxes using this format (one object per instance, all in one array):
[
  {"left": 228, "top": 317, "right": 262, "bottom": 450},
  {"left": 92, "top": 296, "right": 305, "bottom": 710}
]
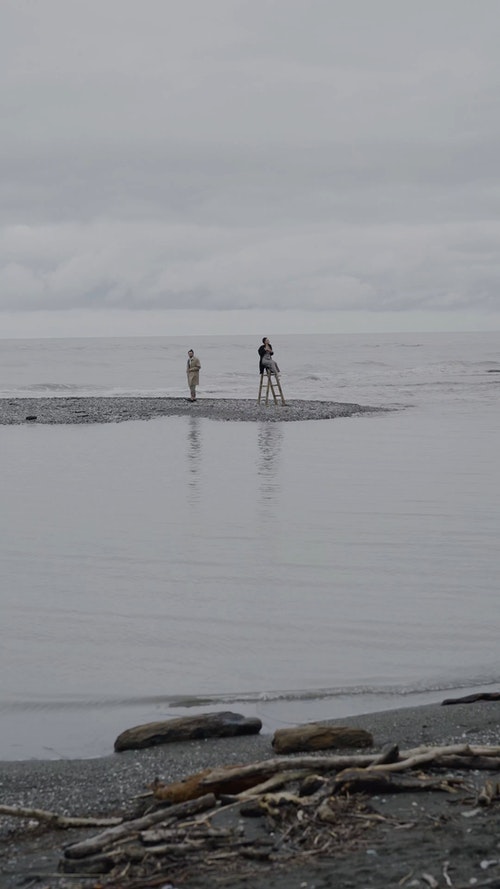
[{"left": 1, "top": 332, "right": 499, "bottom": 760}]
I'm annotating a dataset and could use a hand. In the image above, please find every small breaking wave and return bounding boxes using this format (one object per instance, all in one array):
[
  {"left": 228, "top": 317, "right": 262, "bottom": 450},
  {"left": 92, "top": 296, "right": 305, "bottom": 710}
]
[
  {"left": 6, "top": 674, "right": 497, "bottom": 714},
  {"left": 17, "top": 382, "right": 86, "bottom": 392},
  {"left": 166, "top": 675, "right": 500, "bottom": 709}
]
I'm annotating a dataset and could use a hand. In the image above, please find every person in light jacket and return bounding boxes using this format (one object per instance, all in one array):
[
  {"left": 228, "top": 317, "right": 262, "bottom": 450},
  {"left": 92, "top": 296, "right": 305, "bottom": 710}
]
[{"left": 186, "top": 349, "right": 201, "bottom": 401}]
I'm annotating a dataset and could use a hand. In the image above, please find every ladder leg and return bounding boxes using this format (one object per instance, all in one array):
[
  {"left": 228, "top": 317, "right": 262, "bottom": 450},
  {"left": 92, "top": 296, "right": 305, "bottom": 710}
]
[
  {"left": 257, "top": 373, "right": 265, "bottom": 403},
  {"left": 265, "top": 374, "right": 271, "bottom": 405},
  {"left": 274, "top": 375, "right": 286, "bottom": 405},
  {"left": 269, "top": 375, "right": 278, "bottom": 404}
]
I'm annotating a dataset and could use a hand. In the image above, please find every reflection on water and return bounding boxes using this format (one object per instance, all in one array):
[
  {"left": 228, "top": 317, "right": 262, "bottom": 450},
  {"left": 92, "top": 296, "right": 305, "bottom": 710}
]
[
  {"left": 257, "top": 423, "right": 283, "bottom": 515},
  {"left": 186, "top": 416, "right": 201, "bottom": 499},
  {"left": 2, "top": 400, "right": 500, "bottom": 760}
]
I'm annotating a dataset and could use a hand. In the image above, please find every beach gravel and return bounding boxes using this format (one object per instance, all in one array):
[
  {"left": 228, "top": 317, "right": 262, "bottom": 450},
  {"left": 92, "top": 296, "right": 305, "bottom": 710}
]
[
  {"left": 0, "top": 396, "right": 386, "bottom": 425},
  {"left": 2, "top": 701, "right": 500, "bottom": 888}
]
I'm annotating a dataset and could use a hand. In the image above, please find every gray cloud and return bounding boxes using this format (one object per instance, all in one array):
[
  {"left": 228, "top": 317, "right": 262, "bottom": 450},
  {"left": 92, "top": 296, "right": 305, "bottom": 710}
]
[{"left": 1, "top": 0, "right": 500, "bottom": 332}]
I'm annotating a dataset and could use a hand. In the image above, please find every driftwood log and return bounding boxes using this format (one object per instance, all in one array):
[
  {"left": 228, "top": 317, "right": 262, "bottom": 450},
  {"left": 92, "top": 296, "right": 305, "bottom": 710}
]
[
  {"left": 64, "top": 793, "right": 217, "bottom": 859},
  {"left": 272, "top": 723, "right": 373, "bottom": 753},
  {"left": 58, "top": 742, "right": 500, "bottom": 880},
  {"left": 149, "top": 768, "right": 213, "bottom": 804},
  {"left": 331, "top": 768, "right": 465, "bottom": 794},
  {"left": 0, "top": 805, "right": 122, "bottom": 829},
  {"left": 442, "top": 692, "right": 500, "bottom": 705},
  {"left": 150, "top": 743, "right": 500, "bottom": 803},
  {"left": 114, "top": 710, "right": 262, "bottom": 751}
]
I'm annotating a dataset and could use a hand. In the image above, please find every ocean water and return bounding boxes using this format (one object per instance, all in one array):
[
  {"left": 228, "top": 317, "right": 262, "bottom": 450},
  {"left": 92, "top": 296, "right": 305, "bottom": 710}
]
[{"left": 1, "top": 331, "right": 499, "bottom": 760}]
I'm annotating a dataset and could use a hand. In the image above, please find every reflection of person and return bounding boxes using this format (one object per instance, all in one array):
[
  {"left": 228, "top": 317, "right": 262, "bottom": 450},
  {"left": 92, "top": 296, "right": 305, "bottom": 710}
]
[
  {"left": 257, "top": 423, "right": 283, "bottom": 501},
  {"left": 258, "top": 337, "right": 280, "bottom": 375},
  {"left": 187, "top": 415, "right": 201, "bottom": 497},
  {"left": 186, "top": 349, "right": 201, "bottom": 401}
]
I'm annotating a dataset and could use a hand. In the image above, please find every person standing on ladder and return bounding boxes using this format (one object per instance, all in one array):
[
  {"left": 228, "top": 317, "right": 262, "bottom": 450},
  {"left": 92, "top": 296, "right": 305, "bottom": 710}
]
[{"left": 258, "top": 337, "right": 280, "bottom": 375}]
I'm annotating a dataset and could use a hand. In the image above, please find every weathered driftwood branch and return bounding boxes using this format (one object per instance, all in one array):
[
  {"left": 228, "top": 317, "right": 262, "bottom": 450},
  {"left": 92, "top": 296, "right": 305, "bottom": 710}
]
[
  {"left": 64, "top": 787, "right": 376, "bottom": 876},
  {"left": 0, "top": 804, "right": 122, "bottom": 829},
  {"left": 64, "top": 793, "right": 216, "bottom": 860},
  {"left": 236, "top": 770, "right": 312, "bottom": 799},
  {"left": 390, "top": 743, "right": 500, "bottom": 758},
  {"left": 201, "top": 744, "right": 500, "bottom": 788},
  {"left": 198, "top": 754, "right": 379, "bottom": 793},
  {"left": 63, "top": 832, "right": 275, "bottom": 875},
  {"left": 149, "top": 744, "right": 500, "bottom": 805},
  {"left": 477, "top": 779, "right": 500, "bottom": 806},
  {"left": 57, "top": 741, "right": 500, "bottom": 880},
  {"left": 434, "top": 754, "right": 500, "bottom": 770},
  {"left": 149, "top": 768, "right": 212, "bottom": 803},
  {"left": 373, "top": 743, "right": 400, "bottom": 765},
  {"left": 141, "top": 825, "right": 235, "bottom": 844},
  {"left": 332, "top": 768, "right": 465, "bottom": 794}
]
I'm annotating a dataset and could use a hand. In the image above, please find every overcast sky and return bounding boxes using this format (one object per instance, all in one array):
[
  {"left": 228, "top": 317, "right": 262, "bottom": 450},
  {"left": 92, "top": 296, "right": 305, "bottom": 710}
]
[{"left": 2, "top": 0, "right": 500, "bottom": 337}]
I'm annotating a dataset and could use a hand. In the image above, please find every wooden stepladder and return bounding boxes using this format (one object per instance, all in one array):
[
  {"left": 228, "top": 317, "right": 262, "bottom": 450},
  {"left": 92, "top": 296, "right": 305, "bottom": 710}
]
[{"left": 257, "top": 370, "right": 286, "bottom": 406}]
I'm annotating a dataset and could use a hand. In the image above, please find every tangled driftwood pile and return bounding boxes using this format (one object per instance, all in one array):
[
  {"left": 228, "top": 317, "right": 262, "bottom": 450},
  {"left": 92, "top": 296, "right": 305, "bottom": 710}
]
[{"left": 4, "top": 742, "right": 500, "bottom": 886}]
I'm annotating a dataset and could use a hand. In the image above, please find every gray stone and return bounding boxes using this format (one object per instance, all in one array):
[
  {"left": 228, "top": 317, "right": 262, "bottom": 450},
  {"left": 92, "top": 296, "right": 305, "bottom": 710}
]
[{"left": 114, "top": 711, "right": 263, "bottom": 752}]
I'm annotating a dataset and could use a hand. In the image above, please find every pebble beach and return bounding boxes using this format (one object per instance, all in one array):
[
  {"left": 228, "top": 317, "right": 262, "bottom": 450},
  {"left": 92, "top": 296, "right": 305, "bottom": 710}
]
[
  {"left": 2, "top": 700, "right": 500, "bottom": 888},
  {"left": 0, "top": 395, "right": 385, "bottom": 426}
]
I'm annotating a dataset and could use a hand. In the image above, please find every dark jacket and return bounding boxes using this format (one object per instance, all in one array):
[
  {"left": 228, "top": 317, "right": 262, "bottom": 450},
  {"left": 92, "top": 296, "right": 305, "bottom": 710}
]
[{"left": 258, "top": 343, "right": 274, "bottom": 374}]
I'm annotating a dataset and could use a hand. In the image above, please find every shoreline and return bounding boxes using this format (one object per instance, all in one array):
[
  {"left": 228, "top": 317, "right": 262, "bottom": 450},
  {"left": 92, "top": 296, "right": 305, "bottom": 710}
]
[
  {"left": 2, "top": 700, "right": 500, "bottom": 887},
  {"left": 3, "top": 682, "right": 499, "bottom": 764},
  {"left": 3, "top": 699, "right": 500, "bottom": 799},
  {"left": 0, "top": 395, "right": 388, "bottom": 425}
]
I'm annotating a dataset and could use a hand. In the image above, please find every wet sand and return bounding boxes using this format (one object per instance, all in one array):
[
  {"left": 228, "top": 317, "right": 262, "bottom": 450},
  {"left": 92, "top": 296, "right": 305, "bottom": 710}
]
[
  {"left": 0, "top": 396, "right": 386, "bottom": 425},
  {"left": 1, "top": 700, "right": 500, "bottom": 887}
]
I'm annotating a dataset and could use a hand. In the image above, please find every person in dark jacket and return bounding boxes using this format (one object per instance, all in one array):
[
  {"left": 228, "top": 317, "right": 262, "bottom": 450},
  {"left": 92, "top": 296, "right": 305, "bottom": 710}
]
[{"left": 258, "top": 337, "right": 280, "bottom": 375}]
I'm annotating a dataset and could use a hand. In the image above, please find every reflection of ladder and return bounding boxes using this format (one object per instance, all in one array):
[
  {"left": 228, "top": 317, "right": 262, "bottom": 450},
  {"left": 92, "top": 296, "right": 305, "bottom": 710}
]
[{"left": 257, "top": 371, "right": 286, "bottom": 405}]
